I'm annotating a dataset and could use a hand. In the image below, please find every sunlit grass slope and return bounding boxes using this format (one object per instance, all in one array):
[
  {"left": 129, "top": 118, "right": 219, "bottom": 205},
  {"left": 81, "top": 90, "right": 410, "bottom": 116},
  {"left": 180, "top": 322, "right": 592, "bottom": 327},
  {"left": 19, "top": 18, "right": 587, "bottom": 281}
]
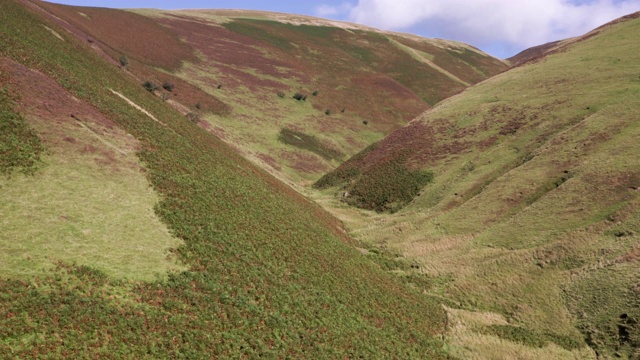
[
  {"left": 0, "top": 0, "right": 446, "bottom": 357},
  {"left": 317, "top": 12, "right": 640, "bottom": 359},
  {"left": 0, "top": 58, "right": 184, "bottom": 281}
]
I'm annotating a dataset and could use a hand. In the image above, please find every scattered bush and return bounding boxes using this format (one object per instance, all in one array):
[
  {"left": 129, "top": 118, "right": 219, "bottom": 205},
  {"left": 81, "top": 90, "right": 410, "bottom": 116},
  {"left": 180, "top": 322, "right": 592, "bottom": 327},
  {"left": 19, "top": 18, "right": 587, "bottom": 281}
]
[
  {"left": 119, "top": 55, "right": 128, "bottom": 68},
  {"left": 186, "top": 112, "right": 200, "bottom": 123},
  {"left": 293, "top": 93, "right": 307, "bottom": 101},
  {"left": 217, "top": 84, "right": 222, "bottom": 89},
  {"left": 312, "top": 90, "right": 319, "bottom": 96},
  {"left": 363, "top": 120, "right": 369, "bottom": 125},
  {"left": 325, "top": 109, "right": 331, "bottom": 116},
  {"left": 162, "top": 82, "right": 174, "bottom": 92},
  {"left": 142, "top": 81, "right": 158, "bottom": 92},
  {"left": 341, "top": 108, "right": 346, "bottom": 113},
  {"left": 195, "top": 102, "right": 202, "bottom": 110},
  {"left": 276, "top": 91, "right": 285, "bottom": 98}
]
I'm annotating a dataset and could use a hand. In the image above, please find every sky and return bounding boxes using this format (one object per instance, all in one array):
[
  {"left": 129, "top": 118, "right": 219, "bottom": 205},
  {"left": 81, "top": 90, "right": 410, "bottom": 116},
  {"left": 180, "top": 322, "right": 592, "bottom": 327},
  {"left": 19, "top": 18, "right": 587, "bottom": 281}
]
[{"left": 48, "top": 0, "right": 640, "bottom": 59}]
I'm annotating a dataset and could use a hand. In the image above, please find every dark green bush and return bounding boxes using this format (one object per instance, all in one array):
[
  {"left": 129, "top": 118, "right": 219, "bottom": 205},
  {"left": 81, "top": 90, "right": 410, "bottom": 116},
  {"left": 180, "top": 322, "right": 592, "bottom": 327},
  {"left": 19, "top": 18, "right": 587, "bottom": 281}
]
[
  {"left": 345, "top": 159, "right": 433, "bottom": 212},
  {"left": 293, "top": 93, "right": 306, "bottom": 101},
  {"left": 162, "top": 81, "right": 174, "bottom": 92},
  {"left": 118, "top": 54, "right": 129, "bottom": 67},
  {"left": 277, "top": 128, "right": 343, "bottom": 161},
  {"left": 142, "top": 80, "right": 158, "bottom": 92}
]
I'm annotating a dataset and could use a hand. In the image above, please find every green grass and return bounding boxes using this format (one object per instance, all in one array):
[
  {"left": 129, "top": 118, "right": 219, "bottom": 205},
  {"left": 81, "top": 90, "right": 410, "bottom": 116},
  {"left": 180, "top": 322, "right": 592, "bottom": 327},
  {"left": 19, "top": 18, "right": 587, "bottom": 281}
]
[
  {"left": 277, "top": 128, "right": 343, "bottom": 161},
  {"left": 342, "top": 157, "right": 433, "bottom": 212},
  {"left": 0, "top": 154, "right": 184, "bottom": 281},
  {"left": 566, "top": 263, "right": 640, "bottom": 359},
  {"left": 481, "top": 324, "right": 583, "bottom": 351},
  {"left": 0, "top": 1, "right": 448, "bottom": 357},
  {"left": 0, "top": 88, "right": 45, "bottom": 176},
  {"left": 222, "top": 19, "right": 295, "bottom": 51}
]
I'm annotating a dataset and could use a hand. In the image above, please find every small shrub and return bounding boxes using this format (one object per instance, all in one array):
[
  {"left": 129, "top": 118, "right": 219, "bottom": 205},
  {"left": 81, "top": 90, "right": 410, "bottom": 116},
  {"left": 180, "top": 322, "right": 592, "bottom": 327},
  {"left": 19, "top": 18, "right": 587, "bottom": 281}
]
[
  {"left": 277, "top": 91, "right": 285, "bottom": 98},
  {"left": 162, "top": 82, "right": 174, "bottom": 92},
  {"left": 195, "top": 102, "right": 202, "bottom": 110},
  {"left": 293, "top": 93, "right": 307, "bottom": 101},
  {"left": 341, "top": 108, "right": 346, "bottom": 113},
  {"left": 186, "top": 112, "right": 200, "bottom": 123},
  {"left": 142, "top": 81, "right": 158, "bottom": 92},
  {"left": 312, "top": 90, "right": 319, "bottom": 96},
  {"left": 119, "top": 55, "right": 129, "bottom": 68},
  {"left": 325, "top": 109, "right": 331, "bottom": 116},
  {"left": 363, "top": 120, "right": 369, "bottom": 125},
  {"left": 217, "top": 84, "right": 222, "bottom": 89}
]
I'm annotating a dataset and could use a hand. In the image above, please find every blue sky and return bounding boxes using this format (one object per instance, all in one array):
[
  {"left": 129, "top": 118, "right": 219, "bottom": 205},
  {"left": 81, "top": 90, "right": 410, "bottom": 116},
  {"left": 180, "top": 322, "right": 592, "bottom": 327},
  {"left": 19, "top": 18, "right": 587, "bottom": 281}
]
[{"left": 48, "top": 1, "right": 640, "bottom": 59}]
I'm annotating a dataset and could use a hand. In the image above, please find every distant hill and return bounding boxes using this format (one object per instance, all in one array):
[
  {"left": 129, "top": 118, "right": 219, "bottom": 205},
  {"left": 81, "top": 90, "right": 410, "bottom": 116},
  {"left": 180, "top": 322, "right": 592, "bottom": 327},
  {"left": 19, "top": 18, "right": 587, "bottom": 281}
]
[
  {"left": 507, "top": 39, "right": 564, "bottom": 66},
  {"left": 317, "top": 11, "right": 640, "bottom": 358},
  {"left": 34, "top": 1, "right": 507, "bottom": 185}
]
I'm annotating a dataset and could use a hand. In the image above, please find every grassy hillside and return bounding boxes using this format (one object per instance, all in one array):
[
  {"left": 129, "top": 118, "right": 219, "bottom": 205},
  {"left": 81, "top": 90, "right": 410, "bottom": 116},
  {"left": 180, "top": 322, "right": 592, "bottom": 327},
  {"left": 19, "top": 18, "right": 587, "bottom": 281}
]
[
  {"left": 35, "top": 2, "right": 507, "bottom": 185},
  {"left": 316, "top": 12, "right": 640, "bottom": 359},
  {"left": 0, "top": 0, "right": 448, "bottom": 357}
]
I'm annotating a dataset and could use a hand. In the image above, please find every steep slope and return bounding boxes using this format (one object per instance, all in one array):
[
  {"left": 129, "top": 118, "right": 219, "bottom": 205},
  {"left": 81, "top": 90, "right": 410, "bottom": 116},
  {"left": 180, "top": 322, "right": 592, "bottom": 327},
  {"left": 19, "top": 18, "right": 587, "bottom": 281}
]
[
  {"left": 35, "top": 2, "right": 507, "bottom": 185},
  {"left": 316, "top": 12, "right": 640, "bottom": 358},
  {"left": 0, "top": 0, "right": 447, "bottom": 357}
]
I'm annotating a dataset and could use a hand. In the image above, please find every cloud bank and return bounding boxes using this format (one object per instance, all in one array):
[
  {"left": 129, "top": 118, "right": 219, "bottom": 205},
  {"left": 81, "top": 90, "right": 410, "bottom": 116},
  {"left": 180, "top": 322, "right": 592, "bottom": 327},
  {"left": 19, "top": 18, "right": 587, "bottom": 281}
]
[{"left": 318, "top": 0, "right": 640, "bottom": 58}]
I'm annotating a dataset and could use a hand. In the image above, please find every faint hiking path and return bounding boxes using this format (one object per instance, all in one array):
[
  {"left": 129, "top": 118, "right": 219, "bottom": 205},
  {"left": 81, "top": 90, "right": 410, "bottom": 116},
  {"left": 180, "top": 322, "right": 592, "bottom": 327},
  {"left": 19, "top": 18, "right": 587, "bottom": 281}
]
[{"left": 109, "top": 89, "right": 165, "bottom": 126}]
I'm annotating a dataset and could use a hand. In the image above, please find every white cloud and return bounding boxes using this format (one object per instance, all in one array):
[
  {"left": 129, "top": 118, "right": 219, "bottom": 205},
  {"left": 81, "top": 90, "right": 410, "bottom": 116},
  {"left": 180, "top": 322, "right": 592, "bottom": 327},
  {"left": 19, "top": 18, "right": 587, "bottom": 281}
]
[
  {"left": 315, "top": 3, "right": 354, "bottom": 18},
  {"left": 345, "top": 0, "right": 640, "bottom": 57}
]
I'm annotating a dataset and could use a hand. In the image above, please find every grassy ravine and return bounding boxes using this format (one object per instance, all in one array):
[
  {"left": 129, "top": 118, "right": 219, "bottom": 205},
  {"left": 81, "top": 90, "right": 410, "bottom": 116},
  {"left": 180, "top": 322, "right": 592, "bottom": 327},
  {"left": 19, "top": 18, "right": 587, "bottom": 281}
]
[
  {"left": 0, "top": 1, "right": 446, "bottom": 358},
  {"left": 316, "top": 12, "right": 640, "bottom": 359}
]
